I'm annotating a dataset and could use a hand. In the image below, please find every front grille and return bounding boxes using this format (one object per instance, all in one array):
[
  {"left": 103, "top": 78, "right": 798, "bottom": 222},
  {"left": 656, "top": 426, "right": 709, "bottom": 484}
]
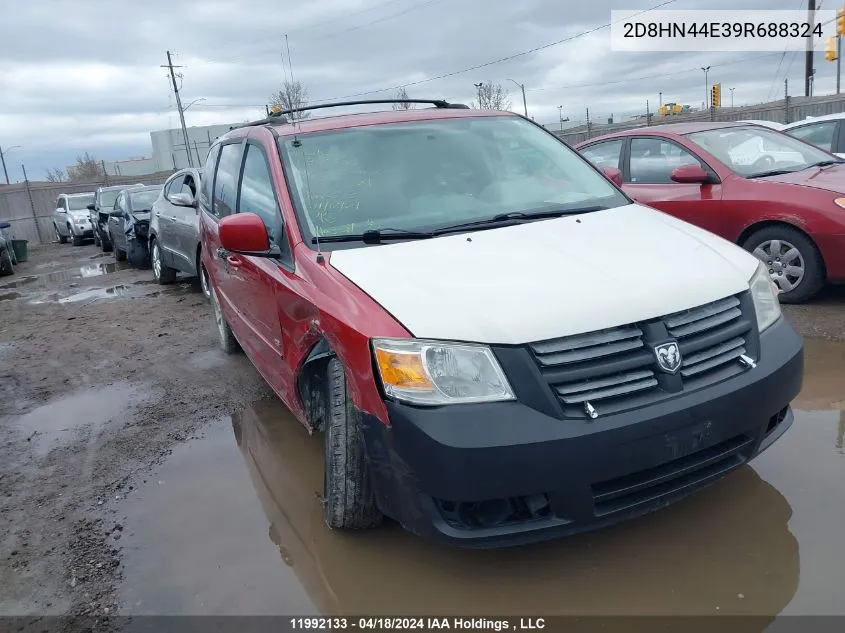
[
  {"left": 591, "top": 434, "right": 753, "bottom": 517},
  {"left": 528, "top": 292, "right": 756, "bottom": 418}
]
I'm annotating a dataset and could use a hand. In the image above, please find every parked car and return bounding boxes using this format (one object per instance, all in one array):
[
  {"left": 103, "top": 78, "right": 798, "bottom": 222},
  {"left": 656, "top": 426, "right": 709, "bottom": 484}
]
[
  {"left": 89, "top": 183, "right": 144, "bottom": 252},
  {"left": 577, "top": 122, "right": 845, "bottom": 303},
  {"left": 737, "top": 120, "right": 785, "bottom": 131},
  {"left": 0, "top": 221, "right": 16, "bottom": 275},
  {"left": 781, "top": 113, "right": 845, "bottom": 158},
  {"left": 149, "top": 168, "right": 208, "bottom": 297},
  {"left": 106, "top": 185, "right": 163, "bottom": 267},
  {"left": 198, "top": 101, "right": 802, "bottom": 547},
  {"left": 53, "top": 192, "right": 96, "bottom": 245}
]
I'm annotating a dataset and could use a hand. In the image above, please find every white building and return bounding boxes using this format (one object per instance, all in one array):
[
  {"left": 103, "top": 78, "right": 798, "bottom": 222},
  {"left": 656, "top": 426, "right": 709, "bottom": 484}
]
[{"left": 150, "top": 123, "right": 240, "bottom": 171}]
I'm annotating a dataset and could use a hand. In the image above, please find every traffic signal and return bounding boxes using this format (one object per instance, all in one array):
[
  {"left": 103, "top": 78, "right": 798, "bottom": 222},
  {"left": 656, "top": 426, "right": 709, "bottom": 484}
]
[
  {"left": 826, "top": 36, "right": 838, "bottom": 61},
  {"left": 837, "top": 8, "right": 845, "bottom": 36},
  {"left": 711, "top": 83, "right": 721, "bottom": 108}
]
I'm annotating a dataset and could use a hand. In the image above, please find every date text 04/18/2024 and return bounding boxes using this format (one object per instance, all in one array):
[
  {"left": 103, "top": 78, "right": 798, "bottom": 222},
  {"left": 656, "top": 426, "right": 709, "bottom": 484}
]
[{"left": 289, "top": 618, "right": 547, "bottom": 631}]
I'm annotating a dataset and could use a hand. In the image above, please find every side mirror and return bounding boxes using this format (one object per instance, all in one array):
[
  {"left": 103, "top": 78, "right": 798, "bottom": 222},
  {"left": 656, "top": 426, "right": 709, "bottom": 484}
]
[
  {"left": 86, "top": 203, "right": 95, "bottom": 211},
  {"left": 170, "top": 192, "right": 197, "bottom": 208},
  {"left": 219, "top": 212, "right": 278, "bottom": 258},
  {"left": 671, "top": 164, "right": 710, "bottom": 184},
  {"left": 56, "top": 208, "right": 67, "bottom": 214},
  {"left": 601, "top": 166, "right": 623, "bottom": 187}
]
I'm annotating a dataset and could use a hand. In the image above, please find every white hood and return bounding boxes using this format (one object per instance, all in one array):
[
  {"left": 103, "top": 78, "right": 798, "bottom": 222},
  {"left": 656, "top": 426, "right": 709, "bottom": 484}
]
[
  {"left": 329, "top": 204, "right": 760, "bottom": 345},
  {"left": 69, "top": 211, "right": 89, "bottom": 221}
]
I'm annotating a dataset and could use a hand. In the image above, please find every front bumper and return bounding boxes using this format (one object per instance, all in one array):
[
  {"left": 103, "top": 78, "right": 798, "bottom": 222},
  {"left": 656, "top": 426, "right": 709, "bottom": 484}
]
[{"left": 360, "top": 317, "right": 803, "bottom": 548}]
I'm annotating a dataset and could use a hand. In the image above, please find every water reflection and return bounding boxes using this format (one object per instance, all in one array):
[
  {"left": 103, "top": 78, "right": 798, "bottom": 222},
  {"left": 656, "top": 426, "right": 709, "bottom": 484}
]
[{"left": 231, "top": 398, "right": 799, "bottom": 621}]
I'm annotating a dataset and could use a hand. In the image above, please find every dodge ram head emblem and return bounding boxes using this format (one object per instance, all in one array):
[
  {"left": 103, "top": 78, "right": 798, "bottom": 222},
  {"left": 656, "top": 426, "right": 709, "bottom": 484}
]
[{"left": 654, "top": 341, "right": 682, "bottom": 374}]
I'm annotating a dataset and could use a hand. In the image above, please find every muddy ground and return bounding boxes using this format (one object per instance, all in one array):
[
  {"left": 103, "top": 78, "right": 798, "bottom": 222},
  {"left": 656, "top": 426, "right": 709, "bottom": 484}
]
[{"left": 1, "top": 242, "right": 844, "bottom": 631}]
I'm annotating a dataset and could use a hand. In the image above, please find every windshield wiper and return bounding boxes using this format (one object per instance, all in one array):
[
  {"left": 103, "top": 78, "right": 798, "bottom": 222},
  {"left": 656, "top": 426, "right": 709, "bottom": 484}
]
[
  {"left": 748, "top": 168, "right": 799, "bottom": 178},
  {"left": 312, "top": 227, "right": 434, "bottom": 244},
  {"left": 431, "top": 206, "right": 609, "bottom": 235},
  {"left": 806, "top": 159, "right": 845, "bottom": 168}
]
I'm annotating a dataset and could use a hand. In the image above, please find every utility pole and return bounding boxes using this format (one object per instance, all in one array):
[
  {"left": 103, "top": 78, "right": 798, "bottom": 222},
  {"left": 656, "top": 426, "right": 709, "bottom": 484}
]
[
  {"left": 659, "top": 91, "right": 662, "bottom": 107},
  {"left": 506, "top": 79, "right": 528, "bottom": 117},
  {"left": 805, "top": 0, "right": 815, "bottom": 97},
  {"left": 0, "top": 146, "right": 10, "bottom": 185},
  {"left": 838, "top": 36, "right": 842, "bottom": 94},
  {"left": 473, "top": 82, "right": 483, "bottom": 106},
  {"left": 784, "top": 78, "right": 791, "bottom": 124},
  {"left": 558, "top": 105, "right": 563, "bottom": 131},
  {"left": 162, "top": 51, "right": 194, "bottom": 168},
  {"left": 21, "top": 165, "right": 44, "bottom": 244},
  {"left": 701, "top": 66, "right": 711, "bottom": 110},
  {"left": 730, "top": 87, "right": 735, "bottom": 107},
  {"left": 586, "top": 107, "right": 591, "bottom": 139},
  {"left": 646, "top": 99, "right": 650, "bottom": 126}
]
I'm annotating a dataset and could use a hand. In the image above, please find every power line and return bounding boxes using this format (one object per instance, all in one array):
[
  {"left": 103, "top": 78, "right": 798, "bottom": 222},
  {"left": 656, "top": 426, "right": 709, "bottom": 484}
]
[
  {"left": 526, "top": 53, "right": 782, "bottom": 92},
  {"left": 307, "top": 0, "right": 444, "bottom": 42},
  {"left": 311, "top": 0, "right": 680, "bottom": 102}
]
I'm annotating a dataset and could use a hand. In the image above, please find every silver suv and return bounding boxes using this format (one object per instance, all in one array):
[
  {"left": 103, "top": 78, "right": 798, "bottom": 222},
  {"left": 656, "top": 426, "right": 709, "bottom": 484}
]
[
  {"left": 149, "top": 168, "right": 209, "bottom": 298},
  {"left": 54, "top": 192, "right": 96, "bottom": 245}
]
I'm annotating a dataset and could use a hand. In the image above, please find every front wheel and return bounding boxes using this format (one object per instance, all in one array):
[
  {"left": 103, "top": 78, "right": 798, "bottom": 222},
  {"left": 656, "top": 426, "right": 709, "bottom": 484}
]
[
  {"left": 323, "top": 358, "right": 383, "bottom": 530},
  {"left": 71, "top": 228, "right": 83, "bottom": 247},
  {"left": 56, "top": 225, "right": 67, "bottom": 244},
  {"left": 151, "top": 240, "right": 176, "bottom": 284},
  {"left": 198, "top": 262, "right": 211, "bottom": 301},
  {"left": 114, "top": 246, "right": 126, "bottom": 262},
  {"left": 743, "top": 226, "right": 825, "bottom": 304}
]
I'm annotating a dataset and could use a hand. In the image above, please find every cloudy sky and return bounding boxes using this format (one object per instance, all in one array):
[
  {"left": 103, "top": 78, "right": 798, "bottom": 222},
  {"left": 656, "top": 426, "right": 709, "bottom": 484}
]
[{"left": 0, "top": 0, "right": 839, "bottom": 182}]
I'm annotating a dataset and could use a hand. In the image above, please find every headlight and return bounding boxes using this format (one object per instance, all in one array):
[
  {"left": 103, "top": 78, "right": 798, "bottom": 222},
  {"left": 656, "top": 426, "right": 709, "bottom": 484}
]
[
  {"left": 834, "top": 198, "right": 845, "bottom": 209},
  {"left": 749, "top": 261, "right": 782, "bottom": 332},
  {"left": 372, "top": 338, "right": 515, "bottom": 406}
]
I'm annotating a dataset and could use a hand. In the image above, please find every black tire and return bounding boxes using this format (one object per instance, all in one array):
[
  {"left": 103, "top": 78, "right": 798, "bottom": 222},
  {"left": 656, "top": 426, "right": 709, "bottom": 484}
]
[
  {"left": 210, "top": 285, "right": 241, "bottom": 354},
  {"left": 101, "top": 235, "right": 113, "bottom": 253},
  {"left": 56, "top": 225, "right": 67, "bottom": 244},
  {"left": 114, "top": 247, "right": 126, "bottom": 262},
  {"left": 198, "top": 261, "right": 211, "bottom": 302},
  {"left": 93, "top": 230, "right": 101, "bottom": 247},
  {"left": 151, "top": 240, "right": 177, "bottom": 284},
  {"left": 71, "top": 230, "right": 83, "bottom": 247},
  {"left": 742, "top": 225, "right": 825, "bottom": 304},
  {"left": 0, "top": 249, "right": 13, "bottom": 276},
  {"left": 323, "top": 358, "right": 382, "bottom": 530}
]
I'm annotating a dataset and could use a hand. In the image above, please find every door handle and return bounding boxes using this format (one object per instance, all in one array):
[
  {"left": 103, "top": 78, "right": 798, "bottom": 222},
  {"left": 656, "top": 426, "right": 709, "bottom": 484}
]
[
  {"left": 226, "top": 255, "right": 242, "bottom": 268},
  {"left": 155, "top": 211, "right": 161, "bottom": 217}
]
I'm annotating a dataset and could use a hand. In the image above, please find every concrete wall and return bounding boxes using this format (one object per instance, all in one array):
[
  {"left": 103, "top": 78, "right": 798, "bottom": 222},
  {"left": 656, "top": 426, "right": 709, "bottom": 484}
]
[
  {"left": 0, "top": 170, "right": 176, "bottom": 245},
  {"left": 554, "top": 93, "right": 845, "bottom": 145}
]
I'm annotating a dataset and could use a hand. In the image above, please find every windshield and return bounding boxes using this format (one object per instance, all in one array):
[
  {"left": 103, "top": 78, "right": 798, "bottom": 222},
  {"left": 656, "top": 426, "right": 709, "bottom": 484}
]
[
  {"left": 277, "top": 116, "right": 627, "bottom": 244},
  {"left": 130, "top": 189, "right": 161, "bottom": 212},
  {"left": 687, "top": 126, "right": 837, "bottom": 177},
  {"left": 99, "top": 190, "right": 121, "bottom": 208},
  {"left": 67, "top": 194, "right": 94, "bottom": 211}
]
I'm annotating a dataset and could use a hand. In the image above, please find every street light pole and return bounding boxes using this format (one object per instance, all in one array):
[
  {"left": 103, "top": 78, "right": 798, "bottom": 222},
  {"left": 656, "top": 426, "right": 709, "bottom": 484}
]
[
  {"left": 0, "top": 145, "right": 20, "bottom": 185},
  {"left": 506, "top": 79, "right": 529, "bottom": 117},
  {"left": 730, "top": 87, "right": 735, "bottom": 107},
  {"left": 473, "top": 82, "right": 483, "bottom": 106},
  {"left": 701, "top": 66, "right": 711, "bottom": 109},
  {"left": 558, "top": 105, "right": 563, "bottom": 131}
]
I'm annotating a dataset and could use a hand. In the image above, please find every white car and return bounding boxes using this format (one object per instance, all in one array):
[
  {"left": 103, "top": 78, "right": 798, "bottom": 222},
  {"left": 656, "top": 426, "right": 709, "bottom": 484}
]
[
  {"left": 782, "top": 112, "right": 845, "bottom": 158},
  {"left": 54, "top": 192, "right": 96, "bottom": 246}
]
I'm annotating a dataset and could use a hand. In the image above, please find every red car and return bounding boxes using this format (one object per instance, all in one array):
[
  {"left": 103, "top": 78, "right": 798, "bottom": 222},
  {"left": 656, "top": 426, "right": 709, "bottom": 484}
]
[
  {"left": 576, "top": 122, "right": 845, "bottom": 303},
  {"left": 194, "top": 102, "right": 800, "bottom": 547}
]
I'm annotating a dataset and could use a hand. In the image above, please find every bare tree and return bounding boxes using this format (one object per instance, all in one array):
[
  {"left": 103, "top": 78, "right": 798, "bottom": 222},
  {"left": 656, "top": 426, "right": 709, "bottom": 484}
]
[
  {"left": 269, "top": 80, "right": 312, "bottom": 121},
  {"left": 471, "top": 81, "right": 512, "bottom": 111},
  {"left": 392, "top": 87, "right": 414, "bottom": 110},
  {"left": 45, "top": 167, "right": 67, "bottom": 183},
  {"left": 66, "top": 152, "right": 102, "bottom": 182}
]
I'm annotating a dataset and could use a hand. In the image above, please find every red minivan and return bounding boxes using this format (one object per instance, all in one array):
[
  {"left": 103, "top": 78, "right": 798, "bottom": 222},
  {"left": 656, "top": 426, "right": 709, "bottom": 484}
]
[{"left": 198, "top": 101, "right": 801, "bottom": 548}]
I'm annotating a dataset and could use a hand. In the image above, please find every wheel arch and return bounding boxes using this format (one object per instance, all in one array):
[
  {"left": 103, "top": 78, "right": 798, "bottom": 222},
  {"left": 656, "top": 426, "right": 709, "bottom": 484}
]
[
  {"left": 296, "top": 338, "right": 337, "bottom": 433},
  {"left": 737, "top": 219, "right": 827, "bottom": 275}
]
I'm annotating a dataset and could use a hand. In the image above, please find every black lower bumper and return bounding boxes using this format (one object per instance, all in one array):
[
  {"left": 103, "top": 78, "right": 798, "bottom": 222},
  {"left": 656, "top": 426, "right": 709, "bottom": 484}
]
[{"left": 360, "top": 317, "right": 803, "bottom": 548}]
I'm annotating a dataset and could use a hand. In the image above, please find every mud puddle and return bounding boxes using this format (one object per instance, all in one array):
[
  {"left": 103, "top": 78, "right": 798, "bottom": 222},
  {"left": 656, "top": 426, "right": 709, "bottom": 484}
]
[
  {"left": 12, "top": 382, "right": 142, "bottom": 458},
  {"left": 0, "top": 261, "right": 131, "bottom": 290},
  {"left": 117, "top": 339, "right": 845, "bottom": 618},
  {"left": 21, "top": 280, "right": 196, "bottom": 305}
]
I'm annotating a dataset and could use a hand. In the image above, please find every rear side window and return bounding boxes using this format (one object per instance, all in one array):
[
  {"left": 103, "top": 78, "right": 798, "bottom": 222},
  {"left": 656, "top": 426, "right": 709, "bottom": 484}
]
[
  {"left": 200, "top": 145, "right": 221, "bottom": 210},
  {"left": 212, "top": 143, "right": 242, "bottom": 218},
  {"left": 580, "top": 140, "right": 624, "bottom": 170}
]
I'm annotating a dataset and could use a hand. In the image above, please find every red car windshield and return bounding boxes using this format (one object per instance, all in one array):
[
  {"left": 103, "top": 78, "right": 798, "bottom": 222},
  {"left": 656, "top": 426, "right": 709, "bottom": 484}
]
[
  {"left": 277, "top": 115, "right": 627, "bottom": 243},
  {"left": 687, "top": 126, "right": 838, "bottom": 177}
]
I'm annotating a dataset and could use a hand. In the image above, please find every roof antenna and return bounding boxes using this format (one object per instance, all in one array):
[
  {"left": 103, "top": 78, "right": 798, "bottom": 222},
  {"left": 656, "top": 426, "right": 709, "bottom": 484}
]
[{"left": 284, "top": 33, "right": 322, "bottom": 262}]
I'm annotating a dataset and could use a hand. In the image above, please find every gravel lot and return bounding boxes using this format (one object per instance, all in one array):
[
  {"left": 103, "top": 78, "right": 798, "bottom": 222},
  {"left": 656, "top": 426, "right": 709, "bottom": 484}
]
[{"left": 1, "top": 241, "right": 843, "bottom": 631}]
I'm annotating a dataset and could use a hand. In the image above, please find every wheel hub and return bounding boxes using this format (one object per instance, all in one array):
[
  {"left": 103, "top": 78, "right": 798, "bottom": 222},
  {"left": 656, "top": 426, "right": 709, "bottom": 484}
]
[{"left": 752, "top": 238, "right": 805, "bottom": 293}]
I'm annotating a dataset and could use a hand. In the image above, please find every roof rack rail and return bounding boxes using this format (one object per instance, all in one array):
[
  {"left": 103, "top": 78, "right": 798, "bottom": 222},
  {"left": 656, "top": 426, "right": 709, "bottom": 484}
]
[{"left": 232, "top": 98, "right": 470, "bottom": 130}]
